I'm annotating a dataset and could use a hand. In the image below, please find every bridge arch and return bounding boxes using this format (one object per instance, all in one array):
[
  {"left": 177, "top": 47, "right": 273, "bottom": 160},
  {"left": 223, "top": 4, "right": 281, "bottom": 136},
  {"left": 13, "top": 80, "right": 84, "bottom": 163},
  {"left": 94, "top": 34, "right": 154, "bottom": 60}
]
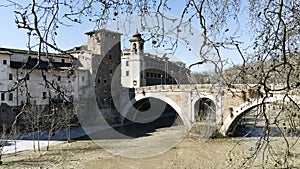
[
  {"left": 191, "top": 95, "right": 222, "bottom": 124},
  {"left": 220, "top": 95, "right": 300, "bottom": 136},
  {"left": 193, "top": 97, "right": 216, "bottom": 122},
  {"left": 121, "top": 93, "right": 188, "bottom": 128}
]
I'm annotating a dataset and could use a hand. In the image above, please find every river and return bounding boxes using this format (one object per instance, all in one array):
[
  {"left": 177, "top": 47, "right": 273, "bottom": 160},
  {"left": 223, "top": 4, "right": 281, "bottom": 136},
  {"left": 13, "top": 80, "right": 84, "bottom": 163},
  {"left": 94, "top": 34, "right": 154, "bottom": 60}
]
[{"left": 1, "top": 111, "right": 300, "bottom": 168}]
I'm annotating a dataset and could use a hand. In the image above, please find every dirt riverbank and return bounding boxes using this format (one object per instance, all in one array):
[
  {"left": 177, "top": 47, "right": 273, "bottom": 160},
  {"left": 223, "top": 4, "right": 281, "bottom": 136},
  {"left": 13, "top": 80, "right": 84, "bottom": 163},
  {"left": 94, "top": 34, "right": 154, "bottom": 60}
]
[{"left": 1, "top": 135, "right": 299, "bottom": 169}]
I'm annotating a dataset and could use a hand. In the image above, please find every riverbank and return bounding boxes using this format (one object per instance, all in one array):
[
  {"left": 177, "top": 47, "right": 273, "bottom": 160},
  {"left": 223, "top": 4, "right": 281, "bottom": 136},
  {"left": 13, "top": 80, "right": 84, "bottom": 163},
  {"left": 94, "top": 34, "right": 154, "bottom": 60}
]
[{"left": 1, "top": 135, "right": 299, "bottom": 168}]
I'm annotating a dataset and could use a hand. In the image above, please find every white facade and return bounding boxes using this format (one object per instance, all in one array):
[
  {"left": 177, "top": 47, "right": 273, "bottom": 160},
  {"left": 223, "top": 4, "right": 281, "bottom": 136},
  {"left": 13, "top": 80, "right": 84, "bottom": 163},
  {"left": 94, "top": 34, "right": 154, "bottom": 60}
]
[
  {"left": 121, "top": 51, "right": 146, "bottom": 88},
  {"left": 0, "top": 51, "right": 14, "bottom": 106},
  {"left": 0, "top": 49, "right": 77, "bottom": 107},
  {"left": 121, "top": 32, "right": 146, "bottom": 88}
]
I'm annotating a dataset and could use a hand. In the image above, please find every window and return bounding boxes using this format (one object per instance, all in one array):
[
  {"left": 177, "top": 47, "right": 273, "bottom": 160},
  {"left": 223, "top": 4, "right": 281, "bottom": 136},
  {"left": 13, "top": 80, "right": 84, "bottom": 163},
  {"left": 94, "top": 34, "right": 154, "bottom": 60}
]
[
  {"left": 109, "top": 69, "right": 113, "bottom": 73},
  {"left": 104, "top": 89, "right": 108, "bottom": 92},
  {"left": 104, "top": 79, "right": 107, "bottom": 84},
  {"left": 1, "top": 93, "right": 5, "bottom": 101},
  {"left": 61, "top": 59, "right": 65, "bottom": 63},
  {"left": 3, "top": 60, "right": 7, "bottom": 65},
  {"left": 42, "top": 92, "right": 47, "bottom": 99},
  {"left": 109, "top": 55, "right": 112, "bottom": 60},
  {"left": 126, "top": 61, "right": 129, "bottom": 66},
  {"left": 58, "top": 76, "right": 61, "bottom": 81},
  {"left": 9, "top": 73, "right": 13, "bottom": 80},
  {"left": 98, "top": 78, "right": 101, "bottom": 84},
  {"left": 81, "top": 76, "right": 85, "bottom": 81},
  {"left": 126, "top": 71, "right": 129, "bottom": 76},
  {"left": 9, "top": 93, "right": 13, "bottom": 101},
  {"left": 132, "top": 43, "right": 137, "bottom": 53}
]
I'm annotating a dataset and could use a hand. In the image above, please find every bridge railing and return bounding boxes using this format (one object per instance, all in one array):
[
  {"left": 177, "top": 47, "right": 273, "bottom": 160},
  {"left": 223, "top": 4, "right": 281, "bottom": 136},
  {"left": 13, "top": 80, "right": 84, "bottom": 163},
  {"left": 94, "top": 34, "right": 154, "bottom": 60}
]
[
  {"left": 135, "top": 84, "right": 223, "bottom": 93},
  {"left": 135, "top": 84, "right": 291, "bottom": 92}
]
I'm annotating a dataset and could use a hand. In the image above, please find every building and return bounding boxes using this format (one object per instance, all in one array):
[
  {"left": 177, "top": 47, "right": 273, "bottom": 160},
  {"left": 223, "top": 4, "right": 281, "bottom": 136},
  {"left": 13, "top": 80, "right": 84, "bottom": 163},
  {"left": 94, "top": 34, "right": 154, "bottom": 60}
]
[
  {"left": 0, "top": 48, "right": 78, "bottom": 127},
  {"left": 69, "top": 29, "right": 122, "bottom": 123},
  {"left": 0, "top": 48, "right": 75, "bottom": 107},
  {"left": 0, "top": 29, "right": 192, "bottom": 127},
  {"left": 0, "top": 29, "right": 122, "bottom": 127},
  {"left": 121, "top": 32, "right": 191, "bottom": 88}
]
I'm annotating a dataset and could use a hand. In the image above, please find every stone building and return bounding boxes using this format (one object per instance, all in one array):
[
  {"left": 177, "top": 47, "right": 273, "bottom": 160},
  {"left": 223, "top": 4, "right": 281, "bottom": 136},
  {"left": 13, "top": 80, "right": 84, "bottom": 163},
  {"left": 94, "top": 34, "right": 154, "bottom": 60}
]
[
  {"left": 121, "top": 32, "right": 191, "bottom": 88},
  {"left": 70, "top": 29, "right": 122, "bottom": 123},
  {"left": 0, "top": 29, "right": 192, "bottom": 127},
  {"left": 0, "top": 29, "right": 122, "bottom": 126}
]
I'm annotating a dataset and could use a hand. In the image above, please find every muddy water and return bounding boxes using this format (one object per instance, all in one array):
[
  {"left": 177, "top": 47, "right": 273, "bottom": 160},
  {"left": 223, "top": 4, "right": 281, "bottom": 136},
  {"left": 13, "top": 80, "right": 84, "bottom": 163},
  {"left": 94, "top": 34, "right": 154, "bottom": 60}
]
[
  {"left": 2, "top": 110, "right": 300, "bottom": 169},
  {"left": 2, "top": 124, "right": 300, "bottom": 168}
]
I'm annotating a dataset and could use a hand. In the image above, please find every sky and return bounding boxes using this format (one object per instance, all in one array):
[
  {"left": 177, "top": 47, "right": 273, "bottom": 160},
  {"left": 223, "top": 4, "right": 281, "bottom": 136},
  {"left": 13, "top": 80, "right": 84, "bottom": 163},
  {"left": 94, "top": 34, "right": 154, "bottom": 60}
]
[
  {"left": 0, "top": 4, "right": 92, "bottom": 50},
  {"left": 0, "top": 1, "right": 251, "bottom": 72}
]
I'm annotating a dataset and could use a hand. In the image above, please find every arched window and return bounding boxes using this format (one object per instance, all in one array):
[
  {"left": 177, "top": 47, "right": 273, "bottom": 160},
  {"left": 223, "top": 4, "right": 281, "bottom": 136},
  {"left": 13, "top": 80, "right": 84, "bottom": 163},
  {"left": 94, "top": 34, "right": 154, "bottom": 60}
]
[{"left": 132, "top": 43, "right": 137, "bottom": 53}]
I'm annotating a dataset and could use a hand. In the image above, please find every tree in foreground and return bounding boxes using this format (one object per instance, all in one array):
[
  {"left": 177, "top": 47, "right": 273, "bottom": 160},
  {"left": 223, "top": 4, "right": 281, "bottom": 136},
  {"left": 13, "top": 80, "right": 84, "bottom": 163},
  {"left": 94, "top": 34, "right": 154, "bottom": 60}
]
[{"left": 0, "top": 0, "right": 299, "bottom": 168}]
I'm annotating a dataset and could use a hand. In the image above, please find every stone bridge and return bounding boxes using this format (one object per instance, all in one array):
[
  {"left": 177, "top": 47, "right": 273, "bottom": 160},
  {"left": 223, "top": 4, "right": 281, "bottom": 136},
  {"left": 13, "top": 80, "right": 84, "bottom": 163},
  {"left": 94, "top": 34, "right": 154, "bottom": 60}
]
[{"left": 120, "top": 84, "right": 299, "bottom": 136}]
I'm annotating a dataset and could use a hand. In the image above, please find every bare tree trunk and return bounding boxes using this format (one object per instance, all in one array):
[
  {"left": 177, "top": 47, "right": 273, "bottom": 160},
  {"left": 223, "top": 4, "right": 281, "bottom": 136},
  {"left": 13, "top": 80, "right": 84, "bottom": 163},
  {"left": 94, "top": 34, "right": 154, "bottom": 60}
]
[
  {"left": 47, "top": 107, "right": 56, "bottom": 151},
  {"left": 0, "top": 124, "right": 7, "bottom": 165},
  {"left": 13, "top": 127, "right": 17, "bottom": 156}
]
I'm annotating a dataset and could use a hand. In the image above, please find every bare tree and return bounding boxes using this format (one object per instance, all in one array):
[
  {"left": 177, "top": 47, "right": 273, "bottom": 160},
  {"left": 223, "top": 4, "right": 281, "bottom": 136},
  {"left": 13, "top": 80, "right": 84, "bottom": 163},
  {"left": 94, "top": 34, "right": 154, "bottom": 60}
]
[
  {"left": 0, "top": 124, "right": 7, "bottom": 165},
  {"left": 0, "top": 0, "right": 299, "bottom": 168}
]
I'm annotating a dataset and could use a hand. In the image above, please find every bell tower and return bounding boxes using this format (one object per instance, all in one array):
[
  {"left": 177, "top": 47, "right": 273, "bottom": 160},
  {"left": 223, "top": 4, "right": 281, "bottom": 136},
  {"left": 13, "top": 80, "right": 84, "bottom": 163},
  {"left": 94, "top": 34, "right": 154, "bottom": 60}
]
[
  {"left": 129, "top": 31, "right": 144, "bottom": 55},
  {"left": 121, "top": 31, "right": 146, "bottom": 88}
]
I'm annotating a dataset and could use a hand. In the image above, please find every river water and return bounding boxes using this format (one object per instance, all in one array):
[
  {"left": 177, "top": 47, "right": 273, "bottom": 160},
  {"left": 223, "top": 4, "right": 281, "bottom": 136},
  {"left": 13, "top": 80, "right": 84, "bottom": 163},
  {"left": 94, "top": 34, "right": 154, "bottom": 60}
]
[
  {"left": 2, "top": 108, "right": 299, "bottom": 168},
  {"left": 74, "top": 111, "right": 300, "bottom": 168},
  {"left": 2, "top": 115, "right": 300, "bottom": 169}
]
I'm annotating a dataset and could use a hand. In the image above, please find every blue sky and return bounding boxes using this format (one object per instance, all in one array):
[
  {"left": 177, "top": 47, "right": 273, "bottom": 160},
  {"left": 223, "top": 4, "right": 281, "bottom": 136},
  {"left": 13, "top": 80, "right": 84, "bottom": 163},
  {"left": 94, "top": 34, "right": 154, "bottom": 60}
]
[
  {"left": 0, "top": 1, "right": 251, "bottom": 72},
  {"left": 0, "top": 3, "right": 93, "bottom": 50}
]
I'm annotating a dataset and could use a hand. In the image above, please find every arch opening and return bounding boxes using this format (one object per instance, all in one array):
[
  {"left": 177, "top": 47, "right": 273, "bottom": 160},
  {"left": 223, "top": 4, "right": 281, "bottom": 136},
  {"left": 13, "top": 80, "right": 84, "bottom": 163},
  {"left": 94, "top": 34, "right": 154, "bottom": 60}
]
[
  {"left": 120, "top": 97, "right": 184, "bottom": 138},
  {"left": 231, "top": 105, "right": 280, "bottom": 137},
  {"left": 228, "top": 101, "right": 300, "bottom": 137},
  {"left": 194, "top": 98, "right": 216, "bottom": 123}
]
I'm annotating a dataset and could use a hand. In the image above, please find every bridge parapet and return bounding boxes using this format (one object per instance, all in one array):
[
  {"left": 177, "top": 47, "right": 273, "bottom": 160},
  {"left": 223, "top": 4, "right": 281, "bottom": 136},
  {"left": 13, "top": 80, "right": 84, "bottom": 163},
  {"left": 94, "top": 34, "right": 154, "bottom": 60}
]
[
  {"left": 135, "top": 84, "right": 224, "bottom": 93},
  {"left": 135, "top": 84, "right": 292, "bottom": 94},
  {"left": 123, "top": 84, "right": 299, "bottom": 136}
]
